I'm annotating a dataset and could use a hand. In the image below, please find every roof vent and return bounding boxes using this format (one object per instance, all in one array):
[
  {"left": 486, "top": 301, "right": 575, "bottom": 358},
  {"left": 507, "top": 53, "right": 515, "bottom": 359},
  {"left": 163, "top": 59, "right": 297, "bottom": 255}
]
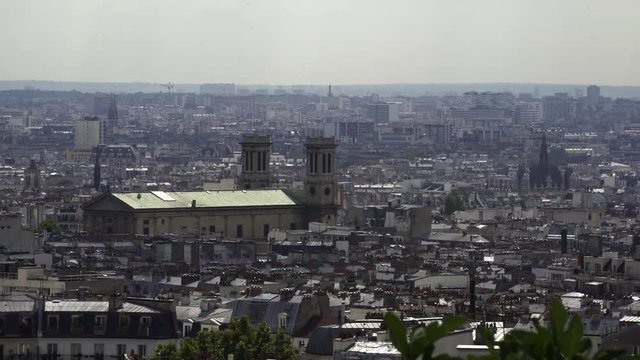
[{"left": 137, "top": 193, "right": 141, "bottom": 199}]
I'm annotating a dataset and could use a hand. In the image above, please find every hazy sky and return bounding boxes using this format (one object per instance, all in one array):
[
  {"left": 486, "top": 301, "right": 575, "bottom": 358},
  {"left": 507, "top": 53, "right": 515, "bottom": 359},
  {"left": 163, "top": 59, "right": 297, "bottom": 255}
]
[{"left": 1, "top": 0, "right": 638, "bottom": 85}]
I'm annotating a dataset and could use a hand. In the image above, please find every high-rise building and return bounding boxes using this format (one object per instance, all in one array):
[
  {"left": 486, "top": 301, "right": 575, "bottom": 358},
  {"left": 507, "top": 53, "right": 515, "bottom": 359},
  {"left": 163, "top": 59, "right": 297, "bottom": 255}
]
[
  {"left": 587, "top": 85, "right": 600, "bottom": 108},
  {"left": 366, "top": 102, "right": 400, "bottom": 123},
  {"left": 93, "top": 94, "right": 112, "bottom": 115},
  {"left": 75, "top": 116, "right": 104, "bottom": 149},
  {"left": 514, "top": 102, "right": 543, "bottom": 123}
]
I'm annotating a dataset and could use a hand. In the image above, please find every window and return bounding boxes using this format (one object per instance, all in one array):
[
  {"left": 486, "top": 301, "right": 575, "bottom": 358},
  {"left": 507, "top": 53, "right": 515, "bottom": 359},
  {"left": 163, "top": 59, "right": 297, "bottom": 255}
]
[
  {"left": 139, "top": 316, "right": 151, "bottom": 336},
  {"left": 236, "top": 224, "right": 243, "bottom": 238},
  {"left": 20, "top": 316, "right": 32, "bottom": 336},
  {"left": 116, "top": 344, "right": 127, "bottom": 357},
  {"left": 138, "top": 345, "right": 147, "bottom": 357},
  {"left": 19, "top": 344, "right": 31, "bottom": 356},
  {"left": 161, "top": 219, "right": 165, "bottom": 225},
  {"left": 183, "top": 324, "right": 192, "bottom": 337},
  {"left": 119, "top": 314, "right": 130, "bottom": 334},
  {"left": 95, "top": 315, "right": 106, "bottom": 335},
  {"left": 71, "top": 314, "right": 83, "bottom": 335},
  {"left": 47, "top": 315, "right": 59, "bottom": 333},
  {"left": 209, "top": 225, "right": 216, "bottom": 233},
  {"left": 142, "top": 219, "right": 150, "bottom": 225},
  {"left": 94, "top": 344, "right": 104, "bottom": 360},
  {"left": 47, "top": 344, "right": 58, "bottom": 359},
  {"left": 263, "top": 224, "right": 269, "bottom": 237},
  {"left": 290, "top": 223, "right": 297, "bottom": 230},
  {"left": 71, "top": 343, "right": 82, "bottom": 359},
  {"left": 0, "top": 318, "right": 4, "bottom": 336},
  {"left": 278, "top": 313, "right": 288, "bottom": 329}
]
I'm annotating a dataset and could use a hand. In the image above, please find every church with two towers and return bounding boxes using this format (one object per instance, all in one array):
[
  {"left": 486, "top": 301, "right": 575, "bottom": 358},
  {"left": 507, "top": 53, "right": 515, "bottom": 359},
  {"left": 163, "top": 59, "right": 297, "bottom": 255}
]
[{"left": 82, "top": 136, "right": 339, "bottom": 240}]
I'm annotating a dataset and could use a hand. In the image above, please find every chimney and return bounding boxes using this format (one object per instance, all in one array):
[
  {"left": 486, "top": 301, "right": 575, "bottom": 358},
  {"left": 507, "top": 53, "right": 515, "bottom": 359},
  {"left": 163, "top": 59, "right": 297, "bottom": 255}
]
[
  {"left": 191, "top": 199, "right": 196, "bottom": 208},
  {"left": 200, "top": 298, "right": 217, "bottom": 313},
  {"left": 561, "top": 229, "right": 568, "bottom": 254},
  {"left": 35, "top": 296, "right": 45, "bottom": 338},
  {"left": 108, "top": 294, "right": 123, "bottom": 311},
  {"left": 180, "top": 292, "right": 191, "bottom": 306},
  {"left": 340, "top": 301, "right": 346, "bottom": 325},
  {"left": 577, "top": 254, "right": 584, "bottom": 269},
  {"left": 469, "top": 277, "right": 476, "bottom": 320},
  {"left": 279, "top": 288, "right": 294, "bottom": 301},
  {"left": 383, "top": 291, "right": 396, "bottom": 308}
]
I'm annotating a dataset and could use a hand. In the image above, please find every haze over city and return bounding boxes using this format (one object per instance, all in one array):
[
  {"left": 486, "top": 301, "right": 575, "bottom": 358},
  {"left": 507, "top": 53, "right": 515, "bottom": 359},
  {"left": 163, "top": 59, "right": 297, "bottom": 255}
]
[
  {"left": 3, "top": 1, "right": 640, "bottom": 360},
  {"left": 1, "top": 0, "right": 639, "bottom": 85}
]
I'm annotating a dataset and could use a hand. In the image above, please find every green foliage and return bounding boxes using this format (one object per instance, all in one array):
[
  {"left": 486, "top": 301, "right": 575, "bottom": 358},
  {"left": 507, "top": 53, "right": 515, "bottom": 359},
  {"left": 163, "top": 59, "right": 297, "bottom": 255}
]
[
  {"left": 384, "top": 299, "right": 628, "bottom": 360},
  {"left": 274, "top": 327, "right": 298, "bottom": 360},
  {"left": 385, "top": 312, "right": 465, "bottom": 360},
  {"left": 442, "top": 193, "right": 464, "bottom": 216},
  {"left": 150, "top": 316, "right": 297, "bottom": 360},
  {"left": 36, "top": 219, "right": 61, "bottom": 234},
  {"left": 150, "top": 343, "right": 178, "bottom": 360}
]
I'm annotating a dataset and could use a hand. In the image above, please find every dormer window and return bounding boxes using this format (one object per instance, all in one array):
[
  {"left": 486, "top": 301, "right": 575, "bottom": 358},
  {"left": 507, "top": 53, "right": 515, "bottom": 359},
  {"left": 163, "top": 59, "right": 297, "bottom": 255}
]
[
  {"left": 118, "top": 314, "right": 129, "bottom": 335},
  {"left": 71, "top": 314, "right": 83, "bottom": 335},
  {"left": 139, "top": 316, "right": 151, "bottom": 336},
  {"left": 47, "top": 315, "right": 59, "bottom": 333},
  {"left": 95, "top": 315, "right": 106, "bottom": 335},
  {"left": 278, "top": 313, "right": 288, "bottom": 329}
]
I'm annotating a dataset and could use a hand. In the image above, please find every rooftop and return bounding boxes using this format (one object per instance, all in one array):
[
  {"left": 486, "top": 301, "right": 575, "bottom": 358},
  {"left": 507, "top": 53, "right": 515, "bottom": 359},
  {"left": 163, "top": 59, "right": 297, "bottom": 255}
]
[{"left": 109, "top": 189, "right": 299, "bottom": 210}]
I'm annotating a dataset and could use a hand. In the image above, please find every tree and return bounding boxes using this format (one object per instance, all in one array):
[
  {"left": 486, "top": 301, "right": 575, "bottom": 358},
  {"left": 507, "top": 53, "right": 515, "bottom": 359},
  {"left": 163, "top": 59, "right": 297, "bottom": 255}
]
[
  {"left": 255, "top": 322, "right": 276, "bottom": 360},
  {"left": 151, "top": 317, "right": 297, "bottom": 360},
  {"left": 150, "top": 343, "right": 178, "bottom": 360},
  {"left": 273, "top": 327, "right": 297, "bottom": 360},
  {"left": 36, "top": 219, "right": 61, "bottom": 234},
  {"left": 178, "top": 337, "right": 198, "bottom": 360},
  {"left": 384, "top": 299, "right": 627, "bottom": 360},
  {"left": 442, "top": 193, "right": 464, "bottom": 216}
]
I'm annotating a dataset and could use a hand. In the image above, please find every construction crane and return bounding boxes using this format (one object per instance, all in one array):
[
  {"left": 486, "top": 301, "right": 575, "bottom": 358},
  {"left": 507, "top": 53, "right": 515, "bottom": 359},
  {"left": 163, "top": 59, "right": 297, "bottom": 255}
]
[{"left": 159, "top": 82, "right": 174, "bottom": 93}]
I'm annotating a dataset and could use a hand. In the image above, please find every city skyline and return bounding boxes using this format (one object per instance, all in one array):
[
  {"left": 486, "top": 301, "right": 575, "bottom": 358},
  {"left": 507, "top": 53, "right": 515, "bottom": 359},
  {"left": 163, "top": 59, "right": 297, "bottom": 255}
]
[{"left": 1, "top": 0, "right": 639, "bottom": 85}]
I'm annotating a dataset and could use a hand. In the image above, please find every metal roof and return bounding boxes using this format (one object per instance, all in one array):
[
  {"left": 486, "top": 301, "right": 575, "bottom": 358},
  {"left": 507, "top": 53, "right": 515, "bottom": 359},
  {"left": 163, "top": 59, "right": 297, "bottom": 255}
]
[
  {"left": 46, "top": 301, "right": 109, "bottom": 312},
  {"left": 620, "top": 316, "right": 640, "bottom": 323},
  {"left": 346, "top": 341, "right": 400, "bottom": 356},
  {"left": 45, "top": 301, "right": 159, "bottom": 313},
  {"left": 119, "top": 302, "right": 160, "bottom": 314},
  {"left": 112, "top": 190, "right": 298, "bottom": 210},
  {"left": 0, "top": 301, "right": 34, "bottom": 313}
]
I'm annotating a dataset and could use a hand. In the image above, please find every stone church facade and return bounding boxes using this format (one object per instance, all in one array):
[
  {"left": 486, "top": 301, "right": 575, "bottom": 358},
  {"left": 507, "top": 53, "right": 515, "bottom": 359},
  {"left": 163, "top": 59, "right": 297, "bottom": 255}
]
[{"left": 82, "top": 136, "right": 339, "bottom": 239}]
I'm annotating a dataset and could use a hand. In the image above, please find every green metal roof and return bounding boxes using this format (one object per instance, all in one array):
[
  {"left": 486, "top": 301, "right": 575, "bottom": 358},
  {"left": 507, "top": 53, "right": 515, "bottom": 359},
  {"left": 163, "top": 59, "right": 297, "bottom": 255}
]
[{"left": 112, "top": 190, "right": 299, "bottom": 210}]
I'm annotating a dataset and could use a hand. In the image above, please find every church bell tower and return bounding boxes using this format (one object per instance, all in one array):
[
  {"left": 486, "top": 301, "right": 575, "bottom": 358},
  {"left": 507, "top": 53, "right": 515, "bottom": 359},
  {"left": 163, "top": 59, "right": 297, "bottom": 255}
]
[
  {"left": 304, "top": 137, "right": 338, "bottom": 224},
  {"left": 240, "top": 134, "right": 272, "bottom": 189}
]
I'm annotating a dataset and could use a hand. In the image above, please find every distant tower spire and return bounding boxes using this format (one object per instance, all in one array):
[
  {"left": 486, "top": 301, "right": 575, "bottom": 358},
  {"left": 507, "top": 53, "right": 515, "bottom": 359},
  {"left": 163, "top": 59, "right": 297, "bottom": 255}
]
[
  {"left": 107, "top": 94, "right": 118, "bottom": 120},
  {"left": 94, "top": 146, "right": 102, "bottom": 192},
  {"left": 539, "top": 134, "right": 548, "bottom": 166},
  {"left": 328, "top": 84, "right": 333, "bottom": 97}
]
